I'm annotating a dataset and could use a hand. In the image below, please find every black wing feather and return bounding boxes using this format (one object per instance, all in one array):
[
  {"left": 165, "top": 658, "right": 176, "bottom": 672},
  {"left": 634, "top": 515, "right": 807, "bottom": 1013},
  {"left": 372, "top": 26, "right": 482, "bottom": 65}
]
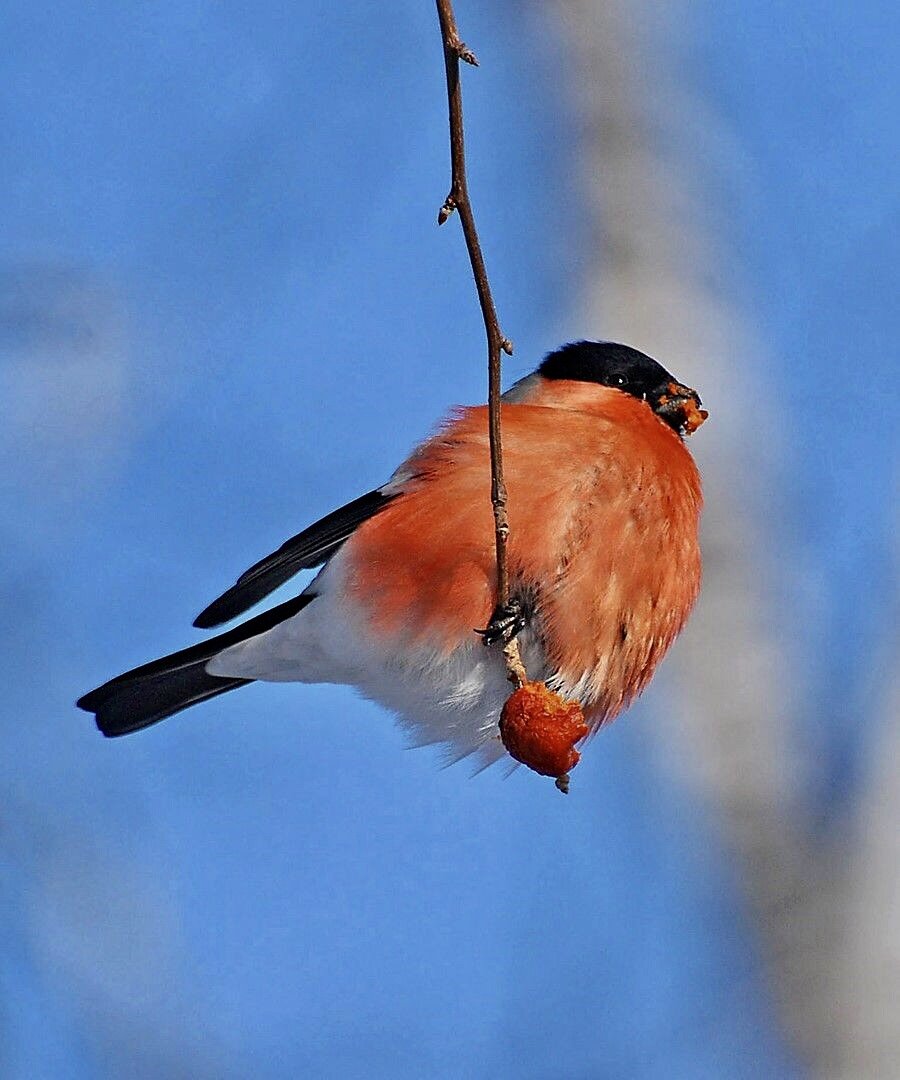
[{"left": 193, "top": 488, "right": 393, "bottom": 629}]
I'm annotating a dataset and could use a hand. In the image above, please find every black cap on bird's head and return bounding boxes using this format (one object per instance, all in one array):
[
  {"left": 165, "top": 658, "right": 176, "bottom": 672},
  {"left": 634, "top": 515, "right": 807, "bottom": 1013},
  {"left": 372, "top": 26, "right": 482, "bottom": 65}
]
[{"left": 538, "top": 341, "right": 708, "bottom": 436}]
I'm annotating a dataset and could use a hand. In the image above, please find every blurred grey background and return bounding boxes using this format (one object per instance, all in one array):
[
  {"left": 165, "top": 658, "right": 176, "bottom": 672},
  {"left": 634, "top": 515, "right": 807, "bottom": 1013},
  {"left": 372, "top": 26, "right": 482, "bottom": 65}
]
[{"left": 2, "top": 1, "right": 897, "bottom": 1077}]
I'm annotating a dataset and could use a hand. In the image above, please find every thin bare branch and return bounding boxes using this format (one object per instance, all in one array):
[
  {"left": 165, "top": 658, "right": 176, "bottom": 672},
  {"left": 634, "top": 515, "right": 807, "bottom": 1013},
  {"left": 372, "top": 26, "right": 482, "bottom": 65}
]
[{"left": 434, "top": 0, "right": 523, "bottom": 687}]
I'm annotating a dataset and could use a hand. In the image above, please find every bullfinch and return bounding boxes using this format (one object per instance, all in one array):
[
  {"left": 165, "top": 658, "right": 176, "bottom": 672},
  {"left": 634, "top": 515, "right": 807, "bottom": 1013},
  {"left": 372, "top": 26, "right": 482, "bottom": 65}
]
[{"left": 78, "top": 341, "right": 706, "bottom": 769}]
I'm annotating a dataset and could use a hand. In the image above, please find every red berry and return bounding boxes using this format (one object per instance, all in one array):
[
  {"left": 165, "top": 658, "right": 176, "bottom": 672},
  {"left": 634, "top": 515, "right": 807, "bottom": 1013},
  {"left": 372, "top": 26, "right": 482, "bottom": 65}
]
[{"left": 499, "top": 682, "right": 589, "bottom": 780}]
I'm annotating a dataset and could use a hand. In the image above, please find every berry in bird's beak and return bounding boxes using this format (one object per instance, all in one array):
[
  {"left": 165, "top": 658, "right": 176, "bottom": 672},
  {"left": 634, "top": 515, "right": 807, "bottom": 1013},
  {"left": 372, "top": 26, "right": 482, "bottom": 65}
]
[{"left": 652, "top": 381, "right": 708, "bottom": 436}]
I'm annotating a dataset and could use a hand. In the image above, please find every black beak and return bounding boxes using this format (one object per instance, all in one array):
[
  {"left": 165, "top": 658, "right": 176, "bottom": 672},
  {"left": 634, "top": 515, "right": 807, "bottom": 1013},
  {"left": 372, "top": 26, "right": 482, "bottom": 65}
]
[{"left": 651, "top": 381, "right": 708, "bottom": 436}]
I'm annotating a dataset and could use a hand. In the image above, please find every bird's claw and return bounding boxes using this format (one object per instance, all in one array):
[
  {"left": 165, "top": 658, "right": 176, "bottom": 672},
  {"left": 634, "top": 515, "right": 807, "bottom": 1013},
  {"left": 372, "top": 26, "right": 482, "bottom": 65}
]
[{"left": 476, "top": 597, "right": 527, "bottom": 647}]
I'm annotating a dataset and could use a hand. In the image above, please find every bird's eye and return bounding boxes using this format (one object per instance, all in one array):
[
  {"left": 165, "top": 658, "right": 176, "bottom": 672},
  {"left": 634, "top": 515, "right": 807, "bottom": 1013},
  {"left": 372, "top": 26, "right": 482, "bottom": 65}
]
[{"left": 615, "top": 376, "right": 627, "bottom": 387}]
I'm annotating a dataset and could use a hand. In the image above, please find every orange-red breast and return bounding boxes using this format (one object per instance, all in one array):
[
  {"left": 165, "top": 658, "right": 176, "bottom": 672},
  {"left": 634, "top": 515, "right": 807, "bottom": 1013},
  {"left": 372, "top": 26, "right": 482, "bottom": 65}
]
[{"left": 78, "top": 341, "right": 706, "bottom": 770}]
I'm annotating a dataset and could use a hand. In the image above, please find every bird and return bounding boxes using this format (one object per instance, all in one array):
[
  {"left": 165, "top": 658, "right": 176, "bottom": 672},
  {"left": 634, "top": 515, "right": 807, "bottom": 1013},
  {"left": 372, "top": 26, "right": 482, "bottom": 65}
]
[{"left": 77, "top": 341, "right": 707, "bottom": 770}]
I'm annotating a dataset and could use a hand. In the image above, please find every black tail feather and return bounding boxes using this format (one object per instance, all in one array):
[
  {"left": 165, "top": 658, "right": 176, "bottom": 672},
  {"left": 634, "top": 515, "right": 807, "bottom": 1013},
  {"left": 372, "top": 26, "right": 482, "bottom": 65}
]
[
  {"left": 78, "top": 668, "right": 250, "bottom": 737},
  {"left": 77, "top": 593, "right": 315, "bottom": 737}
]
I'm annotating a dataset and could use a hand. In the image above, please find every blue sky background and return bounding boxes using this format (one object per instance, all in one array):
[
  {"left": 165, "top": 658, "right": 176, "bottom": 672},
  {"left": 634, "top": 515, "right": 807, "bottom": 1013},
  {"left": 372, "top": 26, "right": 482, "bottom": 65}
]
[{"left": 1, "top": 2, "right": 896, "bottom": 1077}]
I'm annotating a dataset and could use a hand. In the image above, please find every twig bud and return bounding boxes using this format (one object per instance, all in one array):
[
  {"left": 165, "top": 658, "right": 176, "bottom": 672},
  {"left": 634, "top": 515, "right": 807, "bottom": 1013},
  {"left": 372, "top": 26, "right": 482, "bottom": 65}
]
[{"left": 437, "top": 196, "right": 456, "bottom": 225}]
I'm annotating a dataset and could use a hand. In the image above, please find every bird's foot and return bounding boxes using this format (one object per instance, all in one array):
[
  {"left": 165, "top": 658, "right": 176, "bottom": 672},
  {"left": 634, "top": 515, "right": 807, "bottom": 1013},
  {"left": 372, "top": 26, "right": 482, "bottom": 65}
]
[{"left": 476, "top": 597, "right": 527, "bottom": 647}]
